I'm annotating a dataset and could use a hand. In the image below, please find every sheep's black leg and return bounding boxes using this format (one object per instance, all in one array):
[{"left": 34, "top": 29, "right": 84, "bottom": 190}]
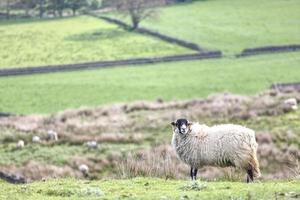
[
  {"left": 246, "top": 169, "right": 254, "bottom": 183},
  {"left": 193, "top": 168, "right": 198, "bottom": 180},
  {"left": 190, "top": 168, "right": 198, "bottom": 180},
  {"left": 190, "top": 167, "right": 194, "bottom": 180}
]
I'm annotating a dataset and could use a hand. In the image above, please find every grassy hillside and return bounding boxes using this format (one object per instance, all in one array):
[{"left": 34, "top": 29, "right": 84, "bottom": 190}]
[
  {"left": 0, "top": 52, "right": 299, "bottom": 114},
  {"left": 0, "top": 16, "right": 190, "bottom": 69},
  {"left": 0, "top": 103, "right": 299, "bottom": 181},
  {"left": 0, "top": 178, "right": 299, "bottom": 200},
  {"left": 106, "top": 0, "right": 300, "bottom": 54}
]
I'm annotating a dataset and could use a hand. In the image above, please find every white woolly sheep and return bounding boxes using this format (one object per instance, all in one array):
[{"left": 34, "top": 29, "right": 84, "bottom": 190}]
[
  {"left": 16, "top": 140, "right": 25, "bottom": 149},
  {"left": 86, "top": 141, "right": 98, "bottom": 149},
  {"left": 47, "top": 130, "right": 58, "bottom": 141},
  {"left": 79, "top": 164, "right": 89, "bottom": 177},
  {"left": 32, "top": 136, "right": 41, "bottom": 143},
  {"left": 283, "top": 98, "right": 298, "bottom": 111},
  {"left": 171, "top": 118, "right": 261, "bottom": 183}
]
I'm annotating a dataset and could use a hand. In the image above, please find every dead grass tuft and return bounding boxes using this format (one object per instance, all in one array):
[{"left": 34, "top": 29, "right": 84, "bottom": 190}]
[
  {"left": 0, "top": 89, "right": 299, "bottom": 181},
  {"left": 118, "top": 144, "right": 188, "bottom": 179},
  {"left": 118, "top": 145, "right": 243, "bottom": 181},
  {"left": 1, "top": 89, "right": 299, "bottom": 138},
  {"left": 0, "top": 161, "right": 79, "bottom": 181}
]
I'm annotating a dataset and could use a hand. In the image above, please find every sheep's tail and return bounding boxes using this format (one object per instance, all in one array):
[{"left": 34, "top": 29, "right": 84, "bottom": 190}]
[
  {"left": 248, "top": 131, "right": 261, "bottom": 178},
  {"left": 249, "top": 153, "right": 261, "bottom": 178}
]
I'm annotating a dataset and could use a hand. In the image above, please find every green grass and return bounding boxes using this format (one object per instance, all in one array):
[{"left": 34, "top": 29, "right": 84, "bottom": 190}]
[
  {"left": 0, "top": 178, "right": 299, "bottom": 200},
  {"left": 0, "top": 142, "right": 143, "bottom": 167},
  {"left": 0, "top": 52, "right": 299, "bottom": 114},
  {"left": 0, "top": 144, "right": 84, "bottom": 166},
  {"left": 107, "top": 0, "right": 300, "bottom": 54},
  {"left": 0, "top": 16, "right": 190, "bottom": 69}
]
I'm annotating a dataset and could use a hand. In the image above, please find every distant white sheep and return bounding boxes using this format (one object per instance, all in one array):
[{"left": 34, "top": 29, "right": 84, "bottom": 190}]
[
  {"left": 283, "top": 98, "right": 298, "bottom": 111},
  {"left": 32, "top": 136, "right": 41, "bottom": 143},
  {"left": 171, "top": 119, "right": 261, "bottom": 183},
  {"left": 86, "top": 141, "right": 98, "bottom": 149},
  {"left": 79, "top": 164, "right": 89, "bottom": 177},
  {"left": 47, "top": 130, "right": 58, "bottom": 141},
  {"left": 16, "top": 140, "right": 25, "bottom": 149}
]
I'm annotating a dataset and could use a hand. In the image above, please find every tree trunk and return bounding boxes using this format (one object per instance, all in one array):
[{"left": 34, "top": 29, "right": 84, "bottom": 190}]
[
  {"left": 25, "top": 1, "right": 30, "bottom": 17},
  {"left": 72, "top": 8, "right": 76, "bottom": 16},
  {"left": 6, "top": 0, "right": 10, "bottom": 20},
  {"left": 58, "top": 9, "right": 63, "bottom": 17},
  {"left": 132, "top": 21, "right": 139, "bottom": 30},
  {"left": 39, "top": 0, "right": 44, "bottom": 18},
  {"left": 131, "top": 14, "right": 140, "bottom": 30},
  {"left": 25, "top": 7, "right": 29, "bottom": 17}
]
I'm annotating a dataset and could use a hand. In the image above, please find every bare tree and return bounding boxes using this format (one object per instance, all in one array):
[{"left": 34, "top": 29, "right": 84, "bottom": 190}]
[
  {"left": 23, "top": 0, "right": 36, "bottom": 17},
  {"left": 66, "top": 0, "right": 87, "bottom": 16},
  {"left": 114, "top": 0, "right": 165, "bottom": 30},
  {"left": 25, "top": 0, "right": 30, "bottom": 16}
]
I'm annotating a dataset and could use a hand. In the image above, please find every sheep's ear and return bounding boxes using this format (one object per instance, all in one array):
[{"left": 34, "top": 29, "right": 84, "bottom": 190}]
[
  {"left": 188, "top": 121, "right": 193, "bottom": 127},
  {"left": 171, "top": 121, "right": 176, "bottom": 126}
]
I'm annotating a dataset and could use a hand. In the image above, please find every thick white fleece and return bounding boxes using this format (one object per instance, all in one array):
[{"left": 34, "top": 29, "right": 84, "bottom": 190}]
[{"left": 172, "top": 123, "right": 258, "bottom": 170}]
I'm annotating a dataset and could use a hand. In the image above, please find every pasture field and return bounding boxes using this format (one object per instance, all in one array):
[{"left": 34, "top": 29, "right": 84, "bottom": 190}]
[
  {"left": 106, "top": 0, "right": 300, "bottom": 54},
  {"left": 0, "top": 78, "right": 299, "bottom": 194},
  {"left": 0, "top": 178, "right": 300, "bottom": 200},
  {"left": 1, "top": 0, "right": 299, "bottom": 198},
  {"left": 0, "top": 16, "right": 190, "bottom": 69},
  {"left": 0, "top": 52, "right": 299, "bottom": 114},
  {"left": 0, "top": 103, "right": 299, "bottom": 180}
]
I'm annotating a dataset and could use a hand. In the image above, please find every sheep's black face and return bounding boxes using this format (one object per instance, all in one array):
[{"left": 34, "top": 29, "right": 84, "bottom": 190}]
[{"left": 171, "top": 118, "right": 191, "bottom": 135}]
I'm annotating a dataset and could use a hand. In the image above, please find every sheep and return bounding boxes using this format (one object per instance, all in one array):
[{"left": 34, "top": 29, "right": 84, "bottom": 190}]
[
  {"left": 79, "top": 164, "right": 89, "bottom": 177},
  {"left": 47, "top": 130, "right": 58, "bottom": 141},
  {"left": 32, "top": 136, "right": 41, "bottom": 143},
  {"left": 171, "top": 118, "right": 261, "bottom": 183},
  {"left": 16, "top": 140, "right": 25, "bottom": 149},
  {"left": 283, "top": 98, "right": 298, "bottom": 111},
  {"left": 86, "top": 141, "right": 98, "bottom": 149}
]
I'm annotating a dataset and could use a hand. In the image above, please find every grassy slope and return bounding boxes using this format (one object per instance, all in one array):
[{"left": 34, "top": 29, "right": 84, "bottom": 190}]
[
  {"left": 0, "top": 16, "right": 190, "bottom": 69},
  {"left": 0, "top": 142, "right": 142, "bottom": 167},
  {"left": 0, "top": 178, "right": 299, "bottom": 200},
  {"left": 0, "top": 52, "right": 299, "bottom": 114},
  {"left": 0, "top": 108, "right": 299, "bottom": 175},
  {"left": 108, "top": 0, "right": 300, "bottom": 54}
]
